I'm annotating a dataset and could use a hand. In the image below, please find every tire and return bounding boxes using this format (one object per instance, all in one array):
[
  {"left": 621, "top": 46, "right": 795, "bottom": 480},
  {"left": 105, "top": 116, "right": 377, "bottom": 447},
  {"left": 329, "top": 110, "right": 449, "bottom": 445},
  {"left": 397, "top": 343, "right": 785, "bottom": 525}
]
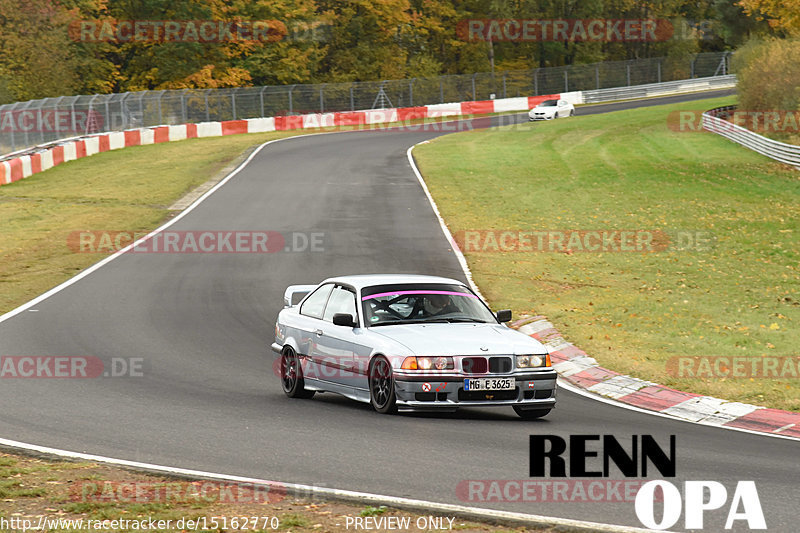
[
  {"left": 369, "top": 356, "right": 397, "bottom": 414},
  {"left": 514, "top": 406, "right": 550, "bottom": 419},
  {"left": 569, "top": 109, "right": 575, "bottom": 117},
  {"left": 280, "top": 347, "right": 315, "bottom": 399}
]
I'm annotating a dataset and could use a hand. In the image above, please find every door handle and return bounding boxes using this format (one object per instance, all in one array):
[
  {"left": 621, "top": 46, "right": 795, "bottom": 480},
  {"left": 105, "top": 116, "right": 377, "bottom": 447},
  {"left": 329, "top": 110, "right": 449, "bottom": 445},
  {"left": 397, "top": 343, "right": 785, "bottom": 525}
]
[{"left": 315, "top": 329, "right": 323, "bottom": 336}]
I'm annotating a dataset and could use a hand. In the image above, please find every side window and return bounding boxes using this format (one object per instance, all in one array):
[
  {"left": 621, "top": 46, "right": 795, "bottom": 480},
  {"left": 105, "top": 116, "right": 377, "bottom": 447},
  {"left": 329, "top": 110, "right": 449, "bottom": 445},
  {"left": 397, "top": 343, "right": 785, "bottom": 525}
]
[
  {"left": 300, "top": 284, "right": 333, "bottom": 319},
  {"left": 323, "top": 286, "right": 357, "bottom": 323}
]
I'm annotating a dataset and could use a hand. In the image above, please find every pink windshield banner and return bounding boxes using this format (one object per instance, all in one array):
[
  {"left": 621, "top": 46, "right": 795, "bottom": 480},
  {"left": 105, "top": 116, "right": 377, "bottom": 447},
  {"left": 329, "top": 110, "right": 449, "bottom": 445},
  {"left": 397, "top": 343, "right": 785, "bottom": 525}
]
[{"left": 361, "top": 290, "right": 478, "bottom": 301}]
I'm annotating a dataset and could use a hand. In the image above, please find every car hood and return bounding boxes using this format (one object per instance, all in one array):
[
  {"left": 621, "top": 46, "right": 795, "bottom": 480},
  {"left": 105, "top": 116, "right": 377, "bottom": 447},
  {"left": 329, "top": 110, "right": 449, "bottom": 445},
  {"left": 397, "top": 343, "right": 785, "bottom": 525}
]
[
  {"left": 370, "top": 322, "right": 547, "bottom": 356},
  {"left": 530, "top": 106, "right": 557, "bottom": 115}
]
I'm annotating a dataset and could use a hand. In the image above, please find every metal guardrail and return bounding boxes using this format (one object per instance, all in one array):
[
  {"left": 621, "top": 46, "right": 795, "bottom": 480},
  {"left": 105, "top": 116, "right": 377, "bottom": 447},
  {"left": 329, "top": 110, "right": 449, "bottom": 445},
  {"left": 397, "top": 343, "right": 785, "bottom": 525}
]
[
  {"left": 0, "top": 52, "right": 732, "bottom": 157},
  {"left": 702, "top": 106, "right": 800, "bottom": 169},
  {"left": 582, "top": 74, "right": 736, "bottom": 104}
]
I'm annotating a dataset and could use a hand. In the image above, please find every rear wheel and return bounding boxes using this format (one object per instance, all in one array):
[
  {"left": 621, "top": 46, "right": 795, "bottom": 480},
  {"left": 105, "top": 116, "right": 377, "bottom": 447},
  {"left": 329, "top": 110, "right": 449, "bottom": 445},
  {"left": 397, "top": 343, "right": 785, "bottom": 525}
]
[
  {"left": 569, "top": 109, "right": 575, "bottom": 117},
  {"left": 280, "top": 347, "right": 315, "bottom": 399},
  {"left": 369, "top": 356, "right": 397, "bottom": 414},
  {"left": 514, "top": 406, "right": 550, "bottom": 419}
]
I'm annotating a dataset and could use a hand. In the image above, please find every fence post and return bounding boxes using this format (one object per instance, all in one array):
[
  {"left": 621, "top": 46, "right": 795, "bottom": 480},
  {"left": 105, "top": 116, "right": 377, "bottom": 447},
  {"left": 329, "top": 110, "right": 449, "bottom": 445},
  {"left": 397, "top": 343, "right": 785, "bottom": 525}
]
[
  {"left": 319, "top": 85, "right": 325, "bottom": 113},
  {"left": 409, "top": 79, "right": 414, "bottom": 107},
  {"left": 534, "top": 69, "right": 538, "bottom": 96},
  {"left": 471, "top": 74, "right": 477, "bottom": 101},
  {"left": 657, "top": 61, "right": 662, "bottom": 83},
  {"left": 104, "top": 97, "right": 110, "bottom": 131},
  {"left": 87, "top": 94, "right": 98, "bottom": 134},
  {"left": 626, "top": 63, "right": 631, "bottom": 86},
  {"left": 289, "top": 85, "right": 295, "bottom": 114},
  {"left": 53, "top": 96, "right": 65, "bottom": 135},
  {"left": 502, "top": 72, "right": 506, "bottom": 98},
  {"left": 260, "top": 87, "right": 266, "bottom": 117},
  {"left": 564, "top": 70, "right": 568, "bottom": 92},
  {"left": 157, "top": 90, "right": 165, "bottom": 124},
  {"left": 231, "top": 90, "right": 236, "bottom": 120},
  {"left": 7, "top": 102, "right": 20, "bottom": 151},
  {"left": 3, "top": 104, "right": 15, "bottom": 152},
  {"left": 181, "top": 89, "right": 188, "bottom": 123},
  {"left": 595, "top": 64, "right": 600, "bottom": 89},
  {"left": 690, "top": 57, "right": 695, "bottom": 78},
  {"left": 69, "top": 98, "right": 77, "bottom": 134},
  {"left": 204, "top": 90, "right": 210, "bottom": 122},
  {"left": 118, "top": 93, "right": 129, "bottom": 130},
  {"left": 350, "top": 86, "right": 354, "bottom": 111},
  {"left": 440, "top": 78, "right": 444, "bottom": 103}
]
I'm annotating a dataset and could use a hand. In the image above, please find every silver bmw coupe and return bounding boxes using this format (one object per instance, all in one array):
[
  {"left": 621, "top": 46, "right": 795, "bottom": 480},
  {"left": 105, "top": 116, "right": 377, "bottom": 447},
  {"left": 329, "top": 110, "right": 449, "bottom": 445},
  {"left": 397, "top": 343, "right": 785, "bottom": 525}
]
[{"left": 271, "top": 274, "right": 557, "bottom": 418}]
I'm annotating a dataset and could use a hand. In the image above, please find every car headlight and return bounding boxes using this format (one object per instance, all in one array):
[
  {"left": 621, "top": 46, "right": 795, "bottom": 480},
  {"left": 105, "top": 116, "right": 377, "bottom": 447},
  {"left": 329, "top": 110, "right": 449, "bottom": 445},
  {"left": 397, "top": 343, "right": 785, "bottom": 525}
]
[
  {"left": 516, "top": 354, "right": 550, "bottom": 368},
  {"left": 401, "top": 356, "right": 454, "bottom": 370}
]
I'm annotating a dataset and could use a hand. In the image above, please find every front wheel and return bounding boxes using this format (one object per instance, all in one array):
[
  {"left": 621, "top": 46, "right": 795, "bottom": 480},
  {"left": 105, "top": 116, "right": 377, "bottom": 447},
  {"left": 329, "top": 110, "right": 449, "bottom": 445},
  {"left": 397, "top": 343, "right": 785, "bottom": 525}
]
[
  {"left": 514, "top": 406, "right": 550, "bottom": 419},
  {"left": 280, "top": 348, "right": 315, "bottom": 399},
  {"left": 569, "top": 109, "right": 575, "bottom": 117},
  {"left": 369, "top": 356, "right": 397, "bottom": 414}
]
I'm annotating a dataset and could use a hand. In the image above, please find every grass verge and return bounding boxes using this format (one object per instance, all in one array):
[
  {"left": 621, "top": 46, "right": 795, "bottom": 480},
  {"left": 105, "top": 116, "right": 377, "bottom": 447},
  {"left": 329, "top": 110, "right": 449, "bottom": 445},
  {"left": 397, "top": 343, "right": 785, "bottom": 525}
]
[
  {"left": 414, "top": 95, "right": 800, "bottom": 412},
  {"left": 0, "top": 452, "right": 531, "bottom": 533}
]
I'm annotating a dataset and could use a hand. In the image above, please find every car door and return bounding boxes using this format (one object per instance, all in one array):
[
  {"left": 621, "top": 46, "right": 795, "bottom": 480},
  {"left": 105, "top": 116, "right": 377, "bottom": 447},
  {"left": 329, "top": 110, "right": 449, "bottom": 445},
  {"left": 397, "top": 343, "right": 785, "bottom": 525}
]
[
  {"left": 557, "top": 100, "right": 568, "bottom": 117},
  {"left": 314, "top": 285, "right": 360, "bottom": 386},
  {"left": 295, "top": 283, "right": 334, "bottom": 379}
]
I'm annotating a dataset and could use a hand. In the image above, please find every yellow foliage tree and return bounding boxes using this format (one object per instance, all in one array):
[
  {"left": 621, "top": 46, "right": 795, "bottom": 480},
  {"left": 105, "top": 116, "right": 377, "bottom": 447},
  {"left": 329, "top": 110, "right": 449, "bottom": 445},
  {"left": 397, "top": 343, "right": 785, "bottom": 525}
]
[{"left": 738, "top": 0, "right": 800, "bottom": 36}]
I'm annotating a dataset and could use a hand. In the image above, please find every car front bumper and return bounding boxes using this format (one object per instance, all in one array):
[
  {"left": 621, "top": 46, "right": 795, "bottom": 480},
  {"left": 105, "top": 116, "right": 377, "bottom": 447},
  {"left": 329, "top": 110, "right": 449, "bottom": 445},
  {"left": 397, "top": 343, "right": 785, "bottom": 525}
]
[{"left": 393, "top": 369, "right": 557, "bottom": 411}]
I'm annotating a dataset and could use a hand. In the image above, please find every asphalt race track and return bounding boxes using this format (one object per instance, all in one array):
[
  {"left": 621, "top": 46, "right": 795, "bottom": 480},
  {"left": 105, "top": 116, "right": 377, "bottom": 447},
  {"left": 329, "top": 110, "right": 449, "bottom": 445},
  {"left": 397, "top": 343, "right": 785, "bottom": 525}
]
[{"left": 1, "top": 89, "right": 797, "bottom": 530}]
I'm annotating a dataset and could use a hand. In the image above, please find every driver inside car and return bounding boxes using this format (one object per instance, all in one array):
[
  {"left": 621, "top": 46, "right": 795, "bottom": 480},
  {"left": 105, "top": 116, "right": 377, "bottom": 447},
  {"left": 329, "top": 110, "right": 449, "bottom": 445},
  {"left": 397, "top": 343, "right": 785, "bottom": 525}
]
[{"left": 422, "top": 293, "right": 460, "bottom": 316}]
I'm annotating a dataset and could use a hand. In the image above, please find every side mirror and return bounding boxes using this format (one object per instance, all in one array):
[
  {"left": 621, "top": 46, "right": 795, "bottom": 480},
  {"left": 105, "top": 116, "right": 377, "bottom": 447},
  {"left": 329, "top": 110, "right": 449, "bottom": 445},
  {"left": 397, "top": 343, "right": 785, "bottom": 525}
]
[
  {"left": 496, "top": 309, "right": 512, "bottom": 323},
  {"left": 332, "top": 313, "right": 357, "bottom": 327}
]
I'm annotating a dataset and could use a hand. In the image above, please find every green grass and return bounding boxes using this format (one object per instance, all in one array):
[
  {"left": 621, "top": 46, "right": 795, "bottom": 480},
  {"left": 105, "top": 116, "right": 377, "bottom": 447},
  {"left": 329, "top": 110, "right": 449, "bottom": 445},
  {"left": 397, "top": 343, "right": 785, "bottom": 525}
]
[
  {"left": 360, "top": 505, "right": 388, "bottom": 517},
  {"left": 280, "top": 512, "right": 311, "bottom": 528},
  {"left": 414, "top": 96, "right": 800, "bottom": 412}
]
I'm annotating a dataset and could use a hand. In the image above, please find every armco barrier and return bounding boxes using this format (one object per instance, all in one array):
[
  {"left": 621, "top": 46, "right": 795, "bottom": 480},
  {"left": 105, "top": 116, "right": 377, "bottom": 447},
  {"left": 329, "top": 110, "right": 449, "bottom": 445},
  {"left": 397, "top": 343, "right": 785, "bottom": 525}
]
[
  {"left": 702, "top": 106, "right": 800, "bottom": 169},
  {"left": 0, "top": 94, "right": 561, "bottom": 187},
  {"left": 581, "top": 74, "right": 736, "bottom": 104}
]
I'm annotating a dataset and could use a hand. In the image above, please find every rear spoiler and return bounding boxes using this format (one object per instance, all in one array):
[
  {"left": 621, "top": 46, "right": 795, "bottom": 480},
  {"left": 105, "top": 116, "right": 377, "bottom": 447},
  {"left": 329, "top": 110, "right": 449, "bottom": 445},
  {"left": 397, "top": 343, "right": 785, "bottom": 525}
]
[{"left": 283, "top": 285, "right": 318, "bottom": 307}]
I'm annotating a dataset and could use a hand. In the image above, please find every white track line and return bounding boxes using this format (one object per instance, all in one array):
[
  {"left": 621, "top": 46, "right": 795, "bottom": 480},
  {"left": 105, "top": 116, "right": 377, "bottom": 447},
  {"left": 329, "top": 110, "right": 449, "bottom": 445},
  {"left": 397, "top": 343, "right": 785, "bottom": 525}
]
[
  {"left": 0, "top": 129, "right": 662, "bottom": 533},
  {"left": 406, "top": 142, "right": 800, "bottom": 444},
  {"left": 0, "top": 435, "right": 656, "bottom": 533}
]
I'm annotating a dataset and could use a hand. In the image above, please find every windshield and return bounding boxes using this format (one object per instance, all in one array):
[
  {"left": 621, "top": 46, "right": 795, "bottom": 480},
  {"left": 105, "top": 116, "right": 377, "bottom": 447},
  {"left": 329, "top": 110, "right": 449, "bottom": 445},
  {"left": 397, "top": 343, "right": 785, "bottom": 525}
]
[
  {"left": 361, "top": 283, "right": 498, "bottom": 326},
  {"left": 539, "top": 100, "right": 558, "bottom": 107}
]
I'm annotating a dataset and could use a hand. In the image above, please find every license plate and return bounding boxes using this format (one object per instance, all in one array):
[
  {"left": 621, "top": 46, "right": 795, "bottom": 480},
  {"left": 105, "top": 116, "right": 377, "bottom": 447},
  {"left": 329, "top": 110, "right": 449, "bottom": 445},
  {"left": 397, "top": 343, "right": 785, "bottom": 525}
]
[{"left": 464, "top": 378, "right": 515, "bottom": 391}]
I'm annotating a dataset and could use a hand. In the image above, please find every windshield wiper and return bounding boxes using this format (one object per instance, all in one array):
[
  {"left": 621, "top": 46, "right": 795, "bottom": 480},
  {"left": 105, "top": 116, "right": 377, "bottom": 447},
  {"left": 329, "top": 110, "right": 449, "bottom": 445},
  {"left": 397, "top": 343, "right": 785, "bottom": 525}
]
[{"left": 371, "top": 319, "right": 434, "bottom": 326}]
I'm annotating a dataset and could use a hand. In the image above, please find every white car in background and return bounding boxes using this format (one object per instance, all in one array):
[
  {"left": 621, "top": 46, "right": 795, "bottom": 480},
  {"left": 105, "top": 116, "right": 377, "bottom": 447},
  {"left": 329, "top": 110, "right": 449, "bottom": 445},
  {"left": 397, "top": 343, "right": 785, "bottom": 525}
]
[{"left": 528, "top": 99, "right": 575, "bottom": 120}]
